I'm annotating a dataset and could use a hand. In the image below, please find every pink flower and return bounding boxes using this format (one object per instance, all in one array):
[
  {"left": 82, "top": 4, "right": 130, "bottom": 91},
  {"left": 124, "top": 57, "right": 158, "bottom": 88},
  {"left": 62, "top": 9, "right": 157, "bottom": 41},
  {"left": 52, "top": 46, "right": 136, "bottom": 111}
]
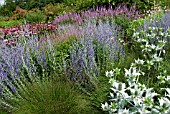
[{"left": 10, "top": 42, "right": 17, "bottom": 45}]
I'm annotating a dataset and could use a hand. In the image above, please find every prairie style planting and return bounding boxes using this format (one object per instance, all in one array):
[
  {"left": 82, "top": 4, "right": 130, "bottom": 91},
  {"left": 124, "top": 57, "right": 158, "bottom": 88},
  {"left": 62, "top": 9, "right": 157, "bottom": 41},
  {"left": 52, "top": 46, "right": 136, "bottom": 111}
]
[{"left": 0, "top": 1, "right": 170, "bottom": 114}]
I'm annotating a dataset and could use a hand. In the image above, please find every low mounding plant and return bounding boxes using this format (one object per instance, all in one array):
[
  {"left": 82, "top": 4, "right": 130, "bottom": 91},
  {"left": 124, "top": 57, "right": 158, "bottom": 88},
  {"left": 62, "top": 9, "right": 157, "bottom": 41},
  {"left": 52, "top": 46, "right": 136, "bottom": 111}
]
[
  {"left": 102, "top": 27, "right": 170, "bottom": 113},
  {"left": 0, "top": 20, "right": 23, "bottom": 28},
  {"left": 1, "top": 23, "right": 57, "bottom": 41}
]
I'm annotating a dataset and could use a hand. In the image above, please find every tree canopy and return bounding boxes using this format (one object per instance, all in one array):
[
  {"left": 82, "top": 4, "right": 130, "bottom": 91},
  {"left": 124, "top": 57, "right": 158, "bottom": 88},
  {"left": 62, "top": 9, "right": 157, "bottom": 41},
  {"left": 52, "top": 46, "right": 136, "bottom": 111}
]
[{"left": 0, "top": 0, "right": 61, "bottom": 16}]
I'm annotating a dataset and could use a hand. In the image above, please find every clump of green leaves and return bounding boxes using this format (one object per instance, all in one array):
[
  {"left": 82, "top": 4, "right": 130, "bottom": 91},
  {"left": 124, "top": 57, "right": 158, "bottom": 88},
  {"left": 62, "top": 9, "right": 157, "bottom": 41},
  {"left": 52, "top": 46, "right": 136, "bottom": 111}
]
[
  {"left": 0, "top": 109, "right": 8, "bottom": 114},
  {"left": 0, "top": 19, "right": 23, "bottom": 28},
  {"left": 25, "top": 10, "right": 46, "bottom": 23}
]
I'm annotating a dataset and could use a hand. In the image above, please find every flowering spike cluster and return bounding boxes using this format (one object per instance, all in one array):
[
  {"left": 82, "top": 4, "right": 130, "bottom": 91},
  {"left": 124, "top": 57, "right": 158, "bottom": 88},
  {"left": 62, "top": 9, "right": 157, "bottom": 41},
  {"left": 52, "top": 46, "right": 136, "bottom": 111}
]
[
  {"left": 52, "top": 4, "right": 143, "bottom": 25},
  {"left": 0, "top": 36, "right": 57, "bottom": 108},
  {"left": 65, "top": 19, "right": 124, "bottom": 87},
  {"left": 144, "top": 11, "right": 170, "bottom": 32}
]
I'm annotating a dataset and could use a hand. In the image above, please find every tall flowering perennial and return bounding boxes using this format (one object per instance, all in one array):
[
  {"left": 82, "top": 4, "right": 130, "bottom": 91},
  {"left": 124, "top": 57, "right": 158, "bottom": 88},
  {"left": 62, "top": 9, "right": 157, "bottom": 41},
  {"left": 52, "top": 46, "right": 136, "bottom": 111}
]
[
  {"left": 64, "top": 19, "right": 124, "bottom": 91},
  {"left": 52, "top": 4, "right": 143, "bottom": 25},
  {"left": 0, "top": 36, "right": 58, "bottom": 111},
  {"left": 143, "top": 11, "right": 170, "bottom": 32},
  {"left": 102, "top": 27, "right": 170, "bottom": 113}
]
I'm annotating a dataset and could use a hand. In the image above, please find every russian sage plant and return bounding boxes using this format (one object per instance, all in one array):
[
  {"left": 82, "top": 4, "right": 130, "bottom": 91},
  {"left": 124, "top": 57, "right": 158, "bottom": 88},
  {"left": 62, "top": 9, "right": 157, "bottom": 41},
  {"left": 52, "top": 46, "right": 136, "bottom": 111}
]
[
  {"left": 64, "top": 19, "right": 124, "bottom": 91},
  {"left": 102, "top": 27, "right": 170, "bottom": 113},
  {"left": 144, "top": 11, "right": 170, "bottom": 32},
  {"left": 0, "top": 36, "right": 58, "bottom": 111}
]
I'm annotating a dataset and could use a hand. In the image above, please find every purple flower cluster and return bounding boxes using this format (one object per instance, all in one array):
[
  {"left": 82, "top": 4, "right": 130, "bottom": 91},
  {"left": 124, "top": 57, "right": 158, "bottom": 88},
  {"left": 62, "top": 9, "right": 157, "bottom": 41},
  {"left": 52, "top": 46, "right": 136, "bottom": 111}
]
[
  {"left": 0, "top": 44, "right": 24, "bottom": 97},
  {"left": 65, "top": 19, "right": 124, "bottom": 86},
  {"left": 52, "top": 24, "right": 81, "bottom": 42},
  {"left": 144, "top": 11, "right": 170, "bottom": 31},
  {"left": 52, "top": 4, "right": 143, "bottom": 25},
  {"left": 0, "top": 37, "right": 53, "bottom": 99}
]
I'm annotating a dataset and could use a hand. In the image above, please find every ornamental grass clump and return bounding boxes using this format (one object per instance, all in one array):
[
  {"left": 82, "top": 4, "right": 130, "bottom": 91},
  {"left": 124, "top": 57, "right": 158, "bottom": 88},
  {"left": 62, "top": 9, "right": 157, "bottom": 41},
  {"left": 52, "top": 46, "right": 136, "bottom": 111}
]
[
  {"left": 102, "top": 27, "right": 170, "bottom": 113},
  {"left": 13, "top": 79, "right": 97, "bottom": 114}
]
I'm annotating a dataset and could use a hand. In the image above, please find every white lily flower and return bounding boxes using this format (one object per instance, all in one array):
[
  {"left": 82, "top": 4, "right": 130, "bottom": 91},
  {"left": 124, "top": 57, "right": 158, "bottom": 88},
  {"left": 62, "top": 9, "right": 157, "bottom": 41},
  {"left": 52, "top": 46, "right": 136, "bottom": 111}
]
[
  {"left": 157, "top": 76, "right": 166, "bottom": 83},
  {"left": 145, "top": 42, "right": 150, "bottom": 48},
  {"left": 146, "top": 60, "right": 154, "bottom": 69},
  {"left": 145, "top": 88, "right": 158, "bottom": 99},
  {"left": 146, "top": 33, "right": 151, "bottom": 37}
]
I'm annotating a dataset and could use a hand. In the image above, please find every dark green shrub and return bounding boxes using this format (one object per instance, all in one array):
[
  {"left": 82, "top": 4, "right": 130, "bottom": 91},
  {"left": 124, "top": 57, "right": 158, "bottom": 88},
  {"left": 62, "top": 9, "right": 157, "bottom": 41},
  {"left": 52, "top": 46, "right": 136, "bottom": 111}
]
[
  {"left": 155, "top": 0, "right": 170, "bottom": 9},
  {"left": 62, "top": 0, "right": 155, "bottom": 14},
  {"left": 43, "top": 3, "right": 73, "bottom": 22},
  {"left": 0, "top": 16, "right": 4, "bottom": 21},
  {"left": 0, "top": 109, "right": 8, "bottom": 114},
  {"left": 49, "top": 36, "right": 77, "bottom": 77},
  {"left": 0, "top": 1, "right": 16, "bottom": 17},
  {"left": 25, "top": 10, "right": 46, "bottom": 23}
]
